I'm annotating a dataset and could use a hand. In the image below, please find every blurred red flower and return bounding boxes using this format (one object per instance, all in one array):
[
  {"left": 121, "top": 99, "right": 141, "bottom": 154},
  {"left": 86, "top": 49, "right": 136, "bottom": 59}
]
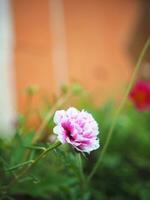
[{"left": 129, "top": 80, "right": 150, "bottom": 111}]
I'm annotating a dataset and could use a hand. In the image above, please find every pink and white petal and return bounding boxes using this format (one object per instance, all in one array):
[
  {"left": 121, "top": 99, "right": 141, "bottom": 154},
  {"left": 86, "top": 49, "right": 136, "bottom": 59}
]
[
  {"left": 66, "top": 138, "right": 83, "bottom": 152},
  {"left": 53, "top": 125, "right": 66, "bottom": 144},
  {"left": 80, "top": 110, "right": 93, "bottom": 121},
  {"left": 66, "top": 107, "right": 79, "bottom": 118},
  {"left": 72, "top": 124, "right": 82, "bottom": 135},
  {"left": 80, "top": 139, "right": 100, "bottom": 153},
  {"left": 85, "top": 139, "right": 100, "bottom": 153},
  {"left": 83, "top": 133, "right": 95, "bottom": 139},
  {"left": 91, "top": 139, "right": 100, "bottom": 150},
  {"left": 57, "top": 132, "right": 67, "bottom": 144},
  {"left": 53, "top": 125, "right": 64, "bottom": 135},
  {"left": 54, "top": 110, "right": 66, "bottom": 124},
  {"left": 83, "top": 125, "right": 99, "bottom": 136},
  {"left": 75, "top": 142, "right": 91, "bottom": 153}
]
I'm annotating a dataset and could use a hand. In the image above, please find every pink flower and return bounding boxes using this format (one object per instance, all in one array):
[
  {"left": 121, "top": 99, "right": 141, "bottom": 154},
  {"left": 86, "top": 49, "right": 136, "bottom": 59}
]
[
  {"left": 53, "top": 107, "right": 100, "bottom": 153},
  {"left": 129, "top": 80, "right": 150, "bottom": 111}
]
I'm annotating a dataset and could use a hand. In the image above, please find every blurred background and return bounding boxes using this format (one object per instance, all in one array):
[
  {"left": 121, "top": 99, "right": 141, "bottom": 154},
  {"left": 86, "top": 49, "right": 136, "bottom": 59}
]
[
  {"left": 0, "top": 0, "right": 150, "bottom": 133},
  {"left": 0, "top": 1, "right": 150, "bottom": 199}
]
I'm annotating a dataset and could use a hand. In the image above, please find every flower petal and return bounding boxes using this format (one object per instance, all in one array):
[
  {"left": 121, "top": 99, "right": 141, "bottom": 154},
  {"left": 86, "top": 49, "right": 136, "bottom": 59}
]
[
  {"left": 53, "top": 107, "right": 100, "bottom": 153},
  {"left": 54, "top": 110, "right": 66, "bottom": 124}
]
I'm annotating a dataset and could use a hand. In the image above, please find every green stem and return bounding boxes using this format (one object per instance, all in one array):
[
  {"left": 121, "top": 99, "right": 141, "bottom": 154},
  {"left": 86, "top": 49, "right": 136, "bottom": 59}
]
[
  {"left": 5, "top": 160, "right": 34, "bottom": 172},
  {"left": 6, "top": 141, "right": 61, "bottom": 189},
  {"left": 23, "top": 144, "right": 46, "bottom": 151},
  {"left": 88, "top": 38, "right": 150, "bottom": 182},
  {"left": 23, "top": 92, "right": 70, "bottom": 163},
  {"left": 32, "top": 92, "right": 70, "bottom": 144},
  {"left": 77, "top": 153, "right": 85, "bottom": 186},
  {"left": 31, "top": 141, "right": 61, "bottom": 166}
]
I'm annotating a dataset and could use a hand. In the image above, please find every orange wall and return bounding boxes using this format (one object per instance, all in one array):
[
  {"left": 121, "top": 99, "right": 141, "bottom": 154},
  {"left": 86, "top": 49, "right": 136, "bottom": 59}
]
[
  {"left": 12, "top": 0, "right": 54, "bottom": 111},
  {"left": 64, "top": 0, "right": 139, "bottom": 103},
  {"left": 12, "top": 0, "right": 140, "bottom": 110}
]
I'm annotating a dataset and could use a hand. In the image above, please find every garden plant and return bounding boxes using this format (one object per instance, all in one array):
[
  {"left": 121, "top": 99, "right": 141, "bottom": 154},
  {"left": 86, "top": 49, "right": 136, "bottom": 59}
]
[{"left": 0, "top": 39, "right": 150, "bottom": 200}]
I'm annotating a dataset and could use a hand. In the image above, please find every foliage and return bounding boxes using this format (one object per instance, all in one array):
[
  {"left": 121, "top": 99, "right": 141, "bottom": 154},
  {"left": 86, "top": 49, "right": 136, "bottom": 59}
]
[{"left": 0, "top": 85, "right": 150, "bottom": 200}]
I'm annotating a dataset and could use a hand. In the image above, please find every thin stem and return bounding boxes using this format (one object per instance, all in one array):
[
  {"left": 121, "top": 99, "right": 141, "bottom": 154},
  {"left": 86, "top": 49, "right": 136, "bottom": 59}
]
[
  {"left": 88, "top": 38, "right": 150, "bottom": 182},
  {"left": 32, "top": 92, "right": 70, "bottom": 144},
  {"left": 77, "top": 153, "right": 85, "bottom": 186},
  {"left": 22, "top": 91, "right": 70, "bottom": 167},
  {"left": 6, "top": 141, "right": 61, "bottom": 190},
  {"left": 5, "top": 160, "right": 34, "bottom": 172},
  {"left": 30, "top": 141, "right": 61, "bottom": 167}
]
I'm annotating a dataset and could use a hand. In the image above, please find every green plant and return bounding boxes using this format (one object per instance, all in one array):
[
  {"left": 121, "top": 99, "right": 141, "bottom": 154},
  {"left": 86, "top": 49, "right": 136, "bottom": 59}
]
[{"left": 0, "top": 39, "right": 150, "bottom": 200}]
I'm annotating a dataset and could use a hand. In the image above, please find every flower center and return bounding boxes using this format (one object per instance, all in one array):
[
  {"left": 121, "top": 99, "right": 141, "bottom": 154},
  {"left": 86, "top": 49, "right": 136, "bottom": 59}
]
[{"left": 62, "top": 122, "right": 74, "bottom": 141}]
